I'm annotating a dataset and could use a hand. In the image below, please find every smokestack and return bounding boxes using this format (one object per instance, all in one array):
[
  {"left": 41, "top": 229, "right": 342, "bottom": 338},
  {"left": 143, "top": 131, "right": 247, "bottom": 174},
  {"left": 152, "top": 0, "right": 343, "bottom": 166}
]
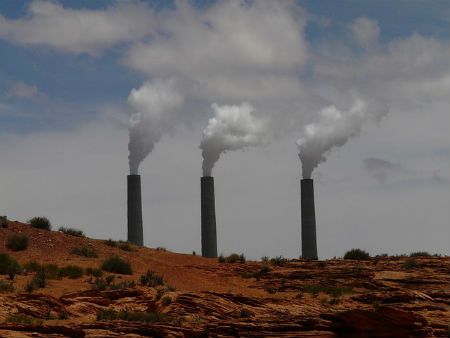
[
  {"left": 201, "top": 176, "right": 218, "bottom": 258},
  {"left": 127, "top": 175, "right": 143, "bottom": 246},
  {"left": 301, "top": 178, "right": 318, "bottom": 259}
]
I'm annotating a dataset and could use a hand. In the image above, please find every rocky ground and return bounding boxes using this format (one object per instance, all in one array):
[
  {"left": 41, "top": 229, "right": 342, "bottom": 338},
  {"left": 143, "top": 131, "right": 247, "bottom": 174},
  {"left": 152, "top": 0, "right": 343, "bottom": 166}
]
[{"left": 0, "top": 221, "right": 449, "bottom": 337}]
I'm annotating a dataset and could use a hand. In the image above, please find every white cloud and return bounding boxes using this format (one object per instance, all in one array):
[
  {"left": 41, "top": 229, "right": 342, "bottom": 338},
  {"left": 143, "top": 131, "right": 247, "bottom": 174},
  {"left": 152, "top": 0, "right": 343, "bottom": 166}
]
[
  {"left": 351, "top": 16, "right": 380, "bottom": 48},
  {"left": 7, "top": 81, "right": 44, "bottom": 99},
  {"left": 0, "top": 0, "right": 155, "bottom": 55}
]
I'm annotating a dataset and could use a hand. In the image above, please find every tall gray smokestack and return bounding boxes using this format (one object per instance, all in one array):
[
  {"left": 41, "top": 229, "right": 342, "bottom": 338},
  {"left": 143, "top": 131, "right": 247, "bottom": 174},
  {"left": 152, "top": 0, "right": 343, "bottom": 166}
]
[
  {"left": 127, "top": 175, "right": 143, "bottom": 246},
  {"left": 301, "top": 178, "right": 318, "bottom": 259},
  {"left": 201, "top": 176, "right": 218, "bottom": 258}
]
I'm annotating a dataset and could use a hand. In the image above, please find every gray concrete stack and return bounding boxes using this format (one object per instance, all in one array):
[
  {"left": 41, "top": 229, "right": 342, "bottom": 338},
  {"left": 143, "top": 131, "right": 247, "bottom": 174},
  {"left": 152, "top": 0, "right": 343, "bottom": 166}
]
[
  {"left": 127, "top": 174, "right": 143, "bottom": 246},
  {"left": 201, "top": 176, "right": 218, "bottom": 258},
  {"left": 301, "top": 178, "right": 318, "bottom": 259}
]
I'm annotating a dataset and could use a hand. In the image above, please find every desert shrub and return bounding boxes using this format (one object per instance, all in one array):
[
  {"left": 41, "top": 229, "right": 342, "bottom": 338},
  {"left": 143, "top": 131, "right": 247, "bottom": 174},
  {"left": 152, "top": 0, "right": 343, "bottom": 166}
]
[
  {"left": 59, "top": 226, "right": 85, "bottom": 237},
  {"left": 118, "top": 242, "right": 134, "bottom": 252},
  {"left": 110, "top": 280, "right": 135, "bottom": 290},
  {"left": 156, "top": 247, "right": 166, "bottom": 251},
  {"left": 192, "top": 251, "right": 196, "bottom": 255},
  {"left": 28, "top": 217, "right": 51, "bottom": 230},
  {"left": 96, "top": 308, "right": 171, "bottom": 323},
  {"left": 0, "top": 216, "right": 8, "bottom": 228},
  {"left": 266, "top": 286, "right": 277, "bottom": 294},
  {"left": 343, "top": 249, "right": 371, "bottom": 260},
  {"left": 219, "top": 253, "right": 246, "bottom": 263},
  {"left": 240, "top": 308, "right": 253, "bottom": 318},
  {"left": 259, "top": 264, "right": 271, "bottom": 275},
  {"left": 0, "top": 253, "right": 21, "bottom": 277},
  {"left": 101, "top": 256, "right": 132, "bottom": 275},
  {"left": 140, "top": 270, "right": 165, "bottom": 287},
  {"left": 261, "top": 256, "right": 269, "bottom": 263},
  {"left": 32, "top": 270, "right": 47, "bottom": 288},
  {"left": 402, "top": 258, "right": 418, "bottom": 270},
  {"left": 165, "top": 284, "right": 176, "bottom": 292},
  {"left": 23, "top": 260, "right": 41, "bottom": 272},
  {"left": 409, "top": 251, "right": 431, "bottom": 257},
  {"left": 6, "top": 234, "right": 29, "bottom": 251},
  {"left": 91, "top": 277, "right": 108, "bottom": 291},
  {"left": 5, "top": 314, "right": 42, "bottom": 325},
  {"left": 302, "top": 285, "right": 353, "bottom": 297},
  {"left": 105, "top": 275, "right": 115, "bottom": 285},
  {"left": 0, "top": 280, "right": 14, "bottom": 292},
  {"left": 86, "top": 267, "right": 103, "bottom": 277},
  {"left": 161, "top": 296, "right": 172, "bottom": 306},
  {"left": 317, "top": 261, "right": 327, "bottom": 268},
  {"left": 58, "top": 265, "right": 84, "bottom": 279},
  {"left": 241, "top": 271, "right": 253, "bottom": 279},
  {"left": 58, "top": 311, "right": 69, "bottom": 320},
  {"left": 104, "top": 239, "right": 118, "bottom": 247},
  {"left": 71, "top": 245, "right": 98, "bottom": 258},
  {"left": 270, "top": 256, "right": 288, "bottom": 266}
]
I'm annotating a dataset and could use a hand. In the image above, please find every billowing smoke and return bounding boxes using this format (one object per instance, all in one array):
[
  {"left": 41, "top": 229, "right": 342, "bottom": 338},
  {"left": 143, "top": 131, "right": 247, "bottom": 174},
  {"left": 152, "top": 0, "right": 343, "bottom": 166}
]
[
  {"left": 200, "top": 102, "right": 266, "bottom": 176},
  {"left": 128, "top": 79, "right": 183, "bottom": 174},
  {"left": 297, "top": 98, "right": 367, "bottom": 178}
]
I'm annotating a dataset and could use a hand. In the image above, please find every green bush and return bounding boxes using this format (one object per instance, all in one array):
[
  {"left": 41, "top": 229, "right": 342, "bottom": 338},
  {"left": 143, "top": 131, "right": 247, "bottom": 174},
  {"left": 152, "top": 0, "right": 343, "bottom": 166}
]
[
  {"left": 28, "top": 217, "right": 51, "bottom": 230},
  {"left": 409, "top": 251, "right": 431, "bottom": 257},
  {"left": 140, "top": 270, "right": 165, "bottom": 287},
  {"left": 219, "top": 253, "right": 246, "bottom": 263},
  {"left": 6, "top": 234, "right": 29, "bottom": 251},
  {"left": 402, "top": 258, "right": 418, "bottom": 270},
  {"left": 86, "top": 267, "right": 103, "bottom": 277},
  {"left": 104, "top": 239, "right": 117, "bottom": 247},
  {"left": 161, "top": 296, "right": 172, "bottom": 306},
  {"left": 23, "top": 261, "right": 59, "bottom": 279},
  {"left": 96, "top": 308, "right": 170, "bottom": 323},
  {"left": 59, "top": 227, "right": 85, "bottom": 237},
  {"left": 110, "top": 280, "right": 135, "bottom": 290},
  {"left": 0, "top": 253, "right": 21, "bottom": 277},
  {"left": 118, "top": 242, "right": 134, "bottom": 252},
  {"left": 5, "top": 314, "right": 42, "bottom": 325},
  {"left": 101, "top": 256, "right": 132, "bottom": 275},
  {"left": 0, "top": 280, "right": 15, "bottom": 292},
  {"left": 71, "top": 245, "right": 98, "bottom": 258},
  {"left": 343, "top": 249, "right": 371, "bottom": 260},
  {"left": 58, "top": 265, "right": 84, "bottom": 279},
  {"left": 270, "top": 256, "right": 288, "bottom": 266},
  {"left": 0, "top": 216, "right": 8, "bottom": 228}
]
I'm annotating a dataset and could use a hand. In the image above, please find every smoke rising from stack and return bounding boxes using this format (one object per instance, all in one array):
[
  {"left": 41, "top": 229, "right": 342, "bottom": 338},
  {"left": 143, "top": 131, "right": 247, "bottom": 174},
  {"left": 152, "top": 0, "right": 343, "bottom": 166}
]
[
  {"left": 200, "top": 102, "right": 267, "bottom": 176},
  {"left": 297, "top": 98, "right": 367, "bottom": 178},
  {"left": 128, "top": 79, "right": 184, "bottom": 174}
]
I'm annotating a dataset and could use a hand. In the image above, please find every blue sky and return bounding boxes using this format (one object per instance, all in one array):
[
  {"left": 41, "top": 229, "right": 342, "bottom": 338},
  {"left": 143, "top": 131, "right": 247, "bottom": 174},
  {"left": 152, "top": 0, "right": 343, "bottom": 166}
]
[{"left": 0, "top": 1, "right": 449, "bottom": 258}]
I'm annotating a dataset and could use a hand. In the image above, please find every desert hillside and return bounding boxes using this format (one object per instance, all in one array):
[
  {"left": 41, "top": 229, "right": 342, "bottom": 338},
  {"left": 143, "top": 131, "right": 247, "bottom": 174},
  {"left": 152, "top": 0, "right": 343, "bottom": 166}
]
[{"left": 0, "top": 220, "right": 449, "bottom": 337}]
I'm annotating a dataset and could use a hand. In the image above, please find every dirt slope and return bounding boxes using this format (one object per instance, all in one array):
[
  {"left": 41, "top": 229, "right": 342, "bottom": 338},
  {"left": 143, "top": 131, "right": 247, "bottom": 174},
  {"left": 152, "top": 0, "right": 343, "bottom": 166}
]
[{"left": 0, "top": 220, "right": 449, "bottom": 337}]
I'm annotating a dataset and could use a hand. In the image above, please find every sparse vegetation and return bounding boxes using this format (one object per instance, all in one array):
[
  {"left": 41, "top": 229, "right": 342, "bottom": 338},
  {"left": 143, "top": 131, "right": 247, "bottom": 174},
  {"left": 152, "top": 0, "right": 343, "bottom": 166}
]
[
  {"left": 6, "top": 234, "right": 29, "bottom": 251},
  {"left": 402, "top": 257, "right": 418, "bottom": 270},
  {"left": 96, "top": 308, "right": 174, "bottom": 324},
  {"left": 343, "top": 249, "right": 371, "bottom": 260},
  {"left": 59, "top": 226, "right": 85, "bottom": 237},
  {"left": 5, "top": 314, "right": 43, "bottom": 325},
  {"left": 0, "top": 280, "right": 15, "bottom": 292},
  {"left": 165, "top": 284, "right": 176, "bottom": 292},
  {"left": 23, "top": 261, "right": 59, "bottom": 279},
  {"left": 58, "top": 265, "right": 84, "bottom": 279},
  {"left": 156, "top": 247, "right": 166, "bottom": 251},
  {"left": 140, "top": 270, "right": 165, "bottom": 287},
  {"left": 28, "top": 216, "right": 51, "bottom": 230},
  {"left": 101, "top": 256, "right": 132, "bottom": 275},
  {"left": 302, "top": 285, "right": 353, "bottom": 297},
  {"left": 0, "top": 253, "right": 21, "bottom": 278},
  {"left": 71, "top": 245, "right": 98, "bottom": 258},
  {"left": 104, "top": 239, "right": 118, "bottom": 247},
  {"left": 0, "top": 216, "right": 8, "bottom": 228},
  {"left": 86, "top": 267, "right": 103, "bottom": 277},
  {"left": 409, "top": 251, "right": 431, "bottom": 257},
  {"left": 161, "top": 296, "right": 172, "bottom": 305},
  {"left": 270, "top": 256, "right": 288, "bottom": 266},
  {"left": 110, "top": 280, "right": 135, "bottom": 290},
  {"left": 218, "top": 253, "right": 246, "bottom": 263},
  {"left": 118, "top": 241, "right": 134, "bottom": 252},
  {"left": 266, "top": 286, "right": 277, "bottom": 294}
]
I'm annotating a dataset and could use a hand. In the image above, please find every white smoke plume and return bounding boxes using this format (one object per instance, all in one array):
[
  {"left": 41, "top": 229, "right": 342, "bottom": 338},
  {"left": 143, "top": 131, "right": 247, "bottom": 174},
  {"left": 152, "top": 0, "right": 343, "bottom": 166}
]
[
  {"left": 297, "top": 98, "right": 367, "bottom": 178},
  {"left": 128, "top": 79, "right": 183, "bottom": 174},
  {"left": 200, "top": 102, "right": 267, "bottom": 176}
]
